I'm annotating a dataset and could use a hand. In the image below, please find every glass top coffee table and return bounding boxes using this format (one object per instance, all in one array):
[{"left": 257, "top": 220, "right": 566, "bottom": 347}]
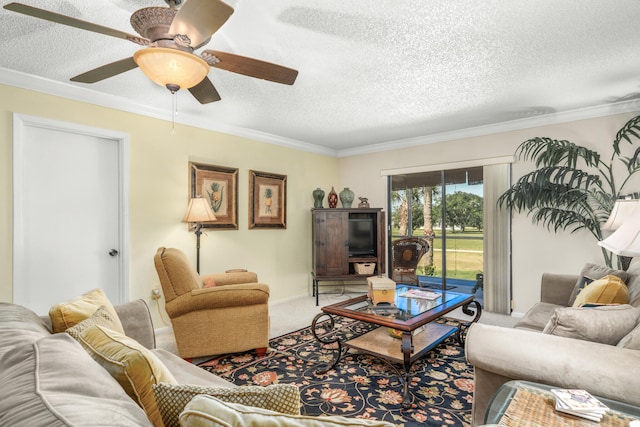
[{"left": 311, "top": 284, "right": 481, "bottom": 407}]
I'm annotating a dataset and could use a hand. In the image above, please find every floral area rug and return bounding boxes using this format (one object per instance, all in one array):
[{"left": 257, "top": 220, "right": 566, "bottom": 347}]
[{"left": 197, "top": 317, "right": 473, "bottom": 426}]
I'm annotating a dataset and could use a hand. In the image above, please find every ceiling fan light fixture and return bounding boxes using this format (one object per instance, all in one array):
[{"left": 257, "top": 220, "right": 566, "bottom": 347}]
[{"left": 133, "top": 47, "right": 209, "bottom": 91}]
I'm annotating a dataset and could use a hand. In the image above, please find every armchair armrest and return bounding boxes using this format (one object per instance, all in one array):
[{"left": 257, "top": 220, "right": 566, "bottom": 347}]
[
  {"left": 201, "top": 271, "right": 258, "bottom": 287},
  {"left": 165, "top": 283, "right": 270, "bottom": 318},
  {"left": 466, "top": 323, "right": 640, "bottom": 424},
  {"left": 540, "top": 273, "right": 578, "bottom": 305}
]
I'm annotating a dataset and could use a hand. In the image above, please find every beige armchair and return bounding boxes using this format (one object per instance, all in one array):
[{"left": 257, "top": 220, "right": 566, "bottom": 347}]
[{"left": 153, "top": 247, "right": 270, "bottom": 359}]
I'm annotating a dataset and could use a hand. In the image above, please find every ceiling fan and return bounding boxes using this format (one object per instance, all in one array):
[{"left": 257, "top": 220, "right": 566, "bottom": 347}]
[{"left": 3, "top": 0, "right": 299, "bottom": 104}]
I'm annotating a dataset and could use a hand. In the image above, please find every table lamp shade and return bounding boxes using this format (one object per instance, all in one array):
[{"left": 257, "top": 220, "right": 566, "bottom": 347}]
[
  {"left": 602, "top": 199, "right": 640, "bottom": 231},
  {"left": 182, "top": 198, "right": 216, "bottom": 223},
  {"left": 598, "top": 203, "right": 640, "bottom": 257}
]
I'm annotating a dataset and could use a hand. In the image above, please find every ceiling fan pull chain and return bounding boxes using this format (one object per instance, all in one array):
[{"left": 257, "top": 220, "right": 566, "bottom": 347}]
[{"left": 170, "top": 92, "right": 177, "bottom": 135}]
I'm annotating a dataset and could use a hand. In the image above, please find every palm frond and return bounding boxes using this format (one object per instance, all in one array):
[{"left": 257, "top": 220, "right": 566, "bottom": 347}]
[
  {"left": 497, "top": 166, "right": 602, "bottom": 211},
  {"left": 613, "top": 115, "right": 640, "bottom": 154},
  {"left": 531, "top": 207, "right": 600, "bottom": 237},
  {"left": 516, "top": 138, "right": 601, "bottom": 169}
]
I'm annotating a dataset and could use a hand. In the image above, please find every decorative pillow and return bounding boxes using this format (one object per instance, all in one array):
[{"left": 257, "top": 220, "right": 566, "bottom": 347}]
[
  {"left": 179, "top": 395, "right": 395, "bottom": 427},
  {"left": 71, "top": 324, "right": 177, "bottom": 426},
  {"left": 153, "top": 383, "right": 301, "bottom": 427},
  {"left": 617, "top": 322, "right": 640, "bottom": 350},
  {"left": 49, "top": 288, "right": 124, "bottom": 334},
  {"left": 65, "top": 305, "right": 122, "bottom": 340},
  {"left": 203, "top": 278, "right": 217, "bottom": 288},
  {"left": 543, "top": 304, "right": 640, "bottom": 345},
  {"left": 568, "top": 264, "right": 629, "bottom": 306},
  {"left": 572, "top": 275, "right": 629, "bottom": 307}
]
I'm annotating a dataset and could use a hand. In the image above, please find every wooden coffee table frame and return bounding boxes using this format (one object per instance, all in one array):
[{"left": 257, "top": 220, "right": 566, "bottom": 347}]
[{"left": 311, "top": 289, "right": 481, "bottom": 407}]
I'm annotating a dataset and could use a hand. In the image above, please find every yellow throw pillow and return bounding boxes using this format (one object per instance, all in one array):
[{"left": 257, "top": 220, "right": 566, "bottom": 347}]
[
  {"left": 180, "top": 395, "right": 395, "bottom": 427},
  {"left": 572, "top": 275, "right": 629, "bottom": 307},
  {"left": 153, "top": 383, "right": 301, "bottom": 427},
  {"left": 72, "top": 324, "right": 177, "bottom": 427},
  {"left": 65, "top": 305, "right": 122, "bottom": 340},
  {"left": 49, "top": 288, "right": 124, "bottom": 334}
]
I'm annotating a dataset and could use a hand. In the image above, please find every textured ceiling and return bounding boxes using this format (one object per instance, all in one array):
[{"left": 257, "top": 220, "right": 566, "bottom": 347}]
[{"left": 1, "top": 0, "right": 640, "bottom": 156}]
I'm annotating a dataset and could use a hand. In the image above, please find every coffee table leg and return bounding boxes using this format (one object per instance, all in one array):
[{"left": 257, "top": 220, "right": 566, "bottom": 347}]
[
  {"left": 311, "top": 313, "right": 344, "bottom": 375},
  {"left": 401, "top": 331, "right": 414, "bottom": 408},
  {"left": 456, "top": 300, "right": 482, "bottom": 344}
]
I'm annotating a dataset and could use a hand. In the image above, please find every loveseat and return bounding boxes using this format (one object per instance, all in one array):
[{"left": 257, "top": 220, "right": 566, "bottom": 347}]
[
  {"left": 466, "top": 261, "right": 640, "bottom": 426},
  {"left": 0, "top": 291, "right": 393, "bottom": 427}
]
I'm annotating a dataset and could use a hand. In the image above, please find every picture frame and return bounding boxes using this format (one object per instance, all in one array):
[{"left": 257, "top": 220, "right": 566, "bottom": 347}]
[
  {"left": 189, "top": 162, "right": 238, "bottom": 230},
  {"left": 249, "top": 170, "right": 287, "bottom": 229}
]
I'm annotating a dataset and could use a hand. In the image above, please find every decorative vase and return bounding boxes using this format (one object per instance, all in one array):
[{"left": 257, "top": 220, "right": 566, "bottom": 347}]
[
  {"left": 328, "top": 187, "right": 338, "bottom": 208},
  {"left": 339, "top": 187, "right": 354, "bottom": 208},
  {"left": 312, "top": 187, "right": 325, "bottom": 208}
]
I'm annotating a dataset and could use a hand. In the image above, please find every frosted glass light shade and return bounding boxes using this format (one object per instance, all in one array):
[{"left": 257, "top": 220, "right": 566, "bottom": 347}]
[
  {"left": 134, "top": 47, "right": 209, "bottom": 90},
  {"left": 602, "top": 199, "right": 640, "bottom": 231},
  {"left": 598, "top": 203, "right": 640, "bottom": 257},
  {"left": 182, "top": 198, "right": 216, "bottom": 223}
]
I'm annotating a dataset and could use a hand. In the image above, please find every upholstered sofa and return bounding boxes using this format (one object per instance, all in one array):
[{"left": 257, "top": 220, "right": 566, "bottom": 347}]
[
  {"left": 0, "top": 292, "right": 393, "bottom": 427},
  {"left": 466, "top": 261, "right": 640, "bottom": 426}
]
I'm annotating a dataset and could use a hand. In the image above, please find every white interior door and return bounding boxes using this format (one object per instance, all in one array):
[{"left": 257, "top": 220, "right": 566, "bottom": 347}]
[{"left": 13, "top": 114, "right": 129, "bottom": 314}]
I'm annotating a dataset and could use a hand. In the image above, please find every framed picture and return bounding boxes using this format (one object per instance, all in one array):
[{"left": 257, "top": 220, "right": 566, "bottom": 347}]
[
  {"left": 189, "top": 162, "right": 238, "bottom": 230},
  {"left": 249, "top": 170, "right": 287, "bottom": 229}
]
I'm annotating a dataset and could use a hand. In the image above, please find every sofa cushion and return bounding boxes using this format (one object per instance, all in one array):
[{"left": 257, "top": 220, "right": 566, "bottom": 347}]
[
  {"left": 572, "top": 275, "right": 629, "bottom": 307},
  {"left": 71, "top": 323, "right": 177, "bottom": 427},
  {"left": 0, "top": 333, "right": 152, "bottom": 426},
  {"left": 153, "top": 383, "right": 301, "bottom": 427},
  {"left": 179, "top": 395, "right": 395, "bottom": 427},
  {"left": 617, "top": 322, "right": 640, "bottom": 350},
  {"left": 513, "top": 302, "right": 561, "bottom": 331},
  {"left": 49, "top": 288, "right": 124, "bottom": 334},
  {"left": 568, "top": 264, "right": 629, "bottom": 306},
  {"left": 543, "top": 304, "right": 640, "bottom": 345}
]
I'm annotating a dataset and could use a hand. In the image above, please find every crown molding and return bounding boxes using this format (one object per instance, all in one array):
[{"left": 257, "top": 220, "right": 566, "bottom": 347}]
[
  {"left": 337, "top": 99, "right": 640, "bottom": 158},
  {"left": 0, "top": 67, "right": 338, "bottom": 157},
  {"left": 3, "top": 67, "right": 639, "bottom": 160}
]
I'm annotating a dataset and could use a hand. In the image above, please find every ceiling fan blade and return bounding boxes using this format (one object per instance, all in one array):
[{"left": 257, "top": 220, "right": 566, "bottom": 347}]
[
  {"left": 70, "top": 57, "right": 138, "bottom": 83},
  {"left": 170, "top": 0, "right": 233, "bottom": 49},
  {"left": 188, "top": 77, "right": 221, "bottom": 104},
  {"left": 202, "top": 50, "right": 298, "bottom": 85},
  {"left": 3, "top": 2, "right": 148, "bottom": 43}
]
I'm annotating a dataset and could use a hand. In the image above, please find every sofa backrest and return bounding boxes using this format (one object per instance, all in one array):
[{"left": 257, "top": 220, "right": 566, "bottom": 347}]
[{"left": 625, "top": 261, "right": 640, "bottom": 307}]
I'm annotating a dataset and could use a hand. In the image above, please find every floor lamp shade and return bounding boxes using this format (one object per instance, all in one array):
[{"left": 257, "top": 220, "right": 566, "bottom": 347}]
[
  {"left": 182, "top": 198, "right": 217, "bottom": 223},
  {"left": 182, "top": 198, "right": 216, "bottom": 274}
]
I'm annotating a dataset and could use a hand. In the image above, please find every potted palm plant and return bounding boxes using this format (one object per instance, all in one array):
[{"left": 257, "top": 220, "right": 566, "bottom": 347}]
[{"left": 498, "top": 115, "right": 640, "bottom": 268}]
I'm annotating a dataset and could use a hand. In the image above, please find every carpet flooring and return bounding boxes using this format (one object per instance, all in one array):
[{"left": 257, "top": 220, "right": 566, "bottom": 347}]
[{"left": 198, "top": 316, "right": 473, "bottom": 427}]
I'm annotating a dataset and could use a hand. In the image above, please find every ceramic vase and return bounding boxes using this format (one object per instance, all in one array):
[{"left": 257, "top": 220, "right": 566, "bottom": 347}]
[
  {"left": 312, "top": 187, "right": 325, "bottom": 208},
  {"left": 339, "top": 187, "right": 354, "bottom": 208},
  {"left": 328, "top": 187, "right": 338, "bottom": 208}
]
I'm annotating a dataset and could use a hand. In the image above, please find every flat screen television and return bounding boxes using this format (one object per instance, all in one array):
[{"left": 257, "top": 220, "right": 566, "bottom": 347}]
[{"left": 348, "top": 218, "right": 375, "bottom": 256}]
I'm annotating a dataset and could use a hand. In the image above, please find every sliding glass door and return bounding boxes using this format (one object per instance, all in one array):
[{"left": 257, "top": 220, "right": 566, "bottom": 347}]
[{"left": 390, "top": 167, "right": 484, "bottom": 292}]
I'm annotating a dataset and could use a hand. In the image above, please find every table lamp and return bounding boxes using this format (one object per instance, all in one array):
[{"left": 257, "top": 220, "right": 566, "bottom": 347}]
[
  {"left": 182, "top": 197, "right": 216, "bottom": 274},
  {"left": 598, "top": 199, "right": 640, "bottom": 270}
]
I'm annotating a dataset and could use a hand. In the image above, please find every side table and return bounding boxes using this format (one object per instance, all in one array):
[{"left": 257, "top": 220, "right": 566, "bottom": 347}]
[{"left": 484, "top": 380, "right": 640, "bottom": 427}]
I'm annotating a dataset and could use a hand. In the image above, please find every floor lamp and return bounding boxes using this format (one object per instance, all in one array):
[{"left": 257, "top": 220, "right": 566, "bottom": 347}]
[
  {"left": 598, "top": 199, "right": 640, "bottom": 271},
  {"left": 182, "top": 197, "right": 216, "bottom": 274}
]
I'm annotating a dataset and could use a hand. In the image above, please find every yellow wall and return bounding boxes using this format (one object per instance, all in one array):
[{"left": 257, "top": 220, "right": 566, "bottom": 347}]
[
  {"left": 0, "top": 84, "right": 338, "bottom": 326},
  {"left": 339, "top": 112, "right": 640, "bottom": 315}
]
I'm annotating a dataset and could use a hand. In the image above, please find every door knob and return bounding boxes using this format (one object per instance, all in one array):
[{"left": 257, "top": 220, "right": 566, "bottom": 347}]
[{"left": 109, "top": 249, "right": 119, "bottom": 257}]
